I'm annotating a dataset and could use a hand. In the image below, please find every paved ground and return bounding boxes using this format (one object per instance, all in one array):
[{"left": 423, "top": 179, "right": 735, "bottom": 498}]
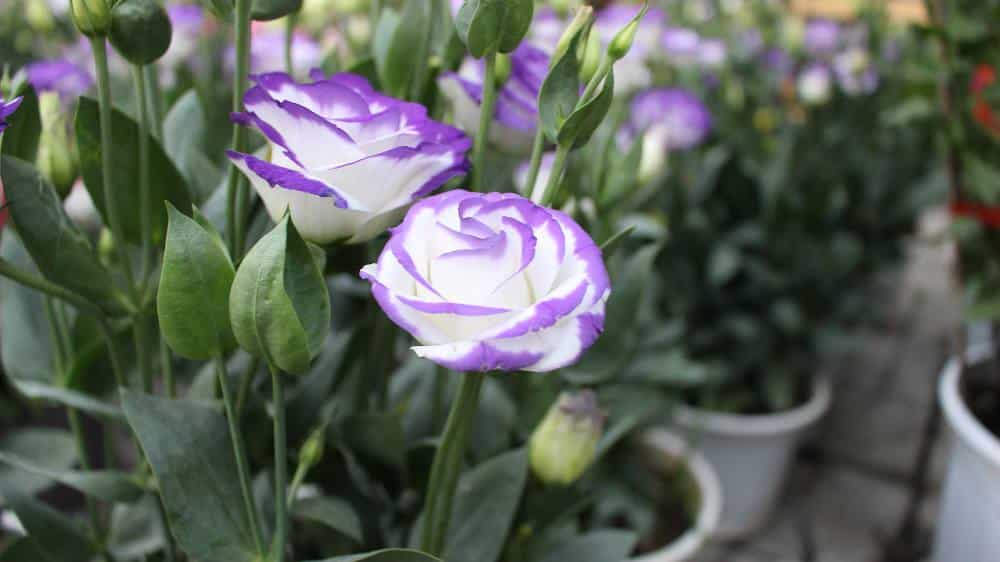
[{"left": 695, "top": 208, "right": 962, "bottom": 562}]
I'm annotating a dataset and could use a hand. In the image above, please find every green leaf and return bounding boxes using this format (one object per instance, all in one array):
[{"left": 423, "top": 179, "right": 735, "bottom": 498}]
[
  {"left": 251, "top": 0, "right": 301, "bottom": 21},
  {"left": 306, "top": 549, "right": 441, "bottom": 562},
  {"left": 0, "top": 88, "right": 41, "bottom": 163},
  {"left": 230, "top": 216, "right": 330, "bottom": 374},
  {"left": 604, "top": 244, "right": 660, "bottom": 338},
  {"left": 456, "top": 0, "right": 505, "bottom": 58},
  {"left": 293, "top": 496, "right": 362, "bottom": 542},
  {"left": 557, "top": 72, "right": 614, "bottom": 149},
  {"left": 375, "top": 0, "right": 431, "bottom": 98},
  {"left": 0, "top": 156, "right": 120, "bottom": 313},
  {"left": 537, "top": 530, "right": 637, "bottom": 562},
  {"left": 75, "top": 96, "right": 193, "bottom": 246},
  {"left": 158, "top": 204, "right": 235, "bottom": 359},
  {"left": 164, "top": 91, "right": 224, "bottom": 203},
  {"left": 12, "top": 380, "right": 125, "bottom": 421},
  {"left": 538, "top": 27, "right": 584, "bottom": 142},
  {"left": 108, "top": 495, "right": 168, "bottom": 560},
  {"left": 497, "top": 0, "right": 533, "bottom": 53},
  {"left": 0, "top": 539, "right": 49, "bottom": 561},
  {"left": 0, "top": 450, "right": 144, "bottom": 502},
  {"left": 121, "top": 390, "right": 259, "bottom": 562},
  {"left": 0, "top": 489, "right": 94, "bottom": 562},
  {"left": 0, "top": 428, "right": 76, "bottom": 501},
  {"left": 443, "top": 448, "right": 529, "bottom": 562}
]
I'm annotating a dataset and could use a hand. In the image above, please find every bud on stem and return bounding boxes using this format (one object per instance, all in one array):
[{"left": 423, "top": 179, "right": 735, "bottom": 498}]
[
  {"left": 71, "top": 0, "right": 112, "bottom": 37},
  {"left": 529, "top": 390, "right": 605, "bottom": 486}
]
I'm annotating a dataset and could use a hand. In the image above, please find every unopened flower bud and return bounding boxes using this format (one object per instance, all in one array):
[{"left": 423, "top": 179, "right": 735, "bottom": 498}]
[
  {"left": 552, "top": 6, "right": 593, "bottom": 67},
  {"left": 579, "top": 31, "right": 601, "bottom": 84},
  {"left": 298, "top": 426, "right": 325, "bottom": 469},
  {"left": 495, "top": 53, "right": 513, "bottom": 87},
  {"left": 37, "top": 92, "right": 77, "bottom": 197},
  {"left": 607, "top": 7, "right": 645, "bottom": 61},
  {"left": 71, "top": 0, "right": 112, "bottom": 37},
  {"left": 109, "top": 0, "right": 173, "bottom": 65},
  {"left": 529, "top": 390, "right": 605, "bottom": 486}
]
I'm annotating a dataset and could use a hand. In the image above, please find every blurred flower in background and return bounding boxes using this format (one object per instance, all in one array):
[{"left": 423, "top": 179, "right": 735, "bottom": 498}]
[
  {"left": 803, "top": 18, "right": 841, "bottom": 57},
  {"left": 226, "top": 23, "right": 322, "bottom": 78},
  {"left": 620, "top": 87, "right": 711, "bottom": 182},
  {"left": 661, "top": 26, "right": 701, "bottom": 67},
  {"left": 833, "top": 46, "right": 878, "bottom": 96},
  {"left": 25, "top": 59, "right": 93, "bottom": 100},
  {"left": 438, "top": 43, "right": 549, "bottom": 153},
  {"left": 797, "top": 63, "right": 832, "bottom": 106},
  {"left": 972, "top": 64, "right": 1000, "bottom": 137},
  {"left": 160, "top": 3, "right": 208, "bottom": 85}
]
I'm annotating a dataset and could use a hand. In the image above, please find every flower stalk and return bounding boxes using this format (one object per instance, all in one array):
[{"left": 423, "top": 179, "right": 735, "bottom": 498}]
[
  {"left": 270, "top": 365, "right": 289, "bottom": 562},
  {"left": 472, "top": 52, "right": 498, "bottom": 192},
  {"left": 420, "top": 372, "right": 485, "bottom": 556},
  {"left": 215, "top": 354, "right": 266, "bottom": 556},
  {"left": 226, "top": 0, "right": 253, "bottom": 257},
  {"left": 131, "top": 64, "right": 153, "bottom": 288}
]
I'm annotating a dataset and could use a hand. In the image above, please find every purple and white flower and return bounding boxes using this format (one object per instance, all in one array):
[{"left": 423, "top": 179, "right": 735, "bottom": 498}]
[
  {"left": 797, "top": 63, "right": 832, "bottom": 105},
  {"left": 226, "top": 23, "right": 322, "bottom": 78},
  {"left": 698, "top": 38, "right": 727, "bottom": 69},
  {"left": 438, "top": 43, "right": 549, "bottom": 153},
  {"left": 0, "top": 97, "right": 23, "bottom": 134},
  {"left": 227, "top": 71, "right": 471, "bottom": 244},
  {"left": 25, "top": 59, "right": 93, "bottom": 100},
  {"left": 361, "top": 190, "right": 610, "bottom": 372},
  {"left": 833, "top": 47, "right": 879, "bottom": 95},
  {"left": 619, "top": 88, "right": 711, "bottom": 182},
  {"left": 803, "top": 18, "right": 841, "bottom": 57},
  {"left": 661, "top": 26, "right": 701, "bottom": 67}
]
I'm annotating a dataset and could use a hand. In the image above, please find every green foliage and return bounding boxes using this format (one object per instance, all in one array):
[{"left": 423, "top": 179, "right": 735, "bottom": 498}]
[
  {"left": 252, "top": 0, "right": 301, "bottom": 21},
  {"left": 158, "top": 204, "right": 236, "bottom": 359},
  {"left": 76, "top": 97, "right": 192, "bottom": 245},
  {"left": 230, "top": 216, "right": 330, "bottom": 374}
]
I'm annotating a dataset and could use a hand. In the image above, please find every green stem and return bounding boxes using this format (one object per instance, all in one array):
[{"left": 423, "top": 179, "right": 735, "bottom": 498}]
[
  {"left": 270, "top": 365, "right": 289, "bottom": 562},
  {"left": 0, "top": 257, "right": 108, "bottom": 316},
  {"left": 131, "top": 65, "right": 153, "bottom": 290},
  {"left": 160, "top": 336, "right": 175, "bottom": 398},
  {"left": 143, "top": 64, "right": 164, "bottom": 140},
  {"left": 236, "top": 356, "right": 258, "bottom": 418},
  {"left": 286, "top": 459, "right": 309, "bottom": 509},
  {"left": 420, "top": 372, "right": 485, "bottom": 556},
  {"left": 524, "top": 129, "right": 546, "bottom": 201},
  {"left": 538, "top": 144, "right": 570, "bottom": 208},
  {"left": 472, "top": 52, "right": 498, "bottom": 192},
  {"left": 90, "top": 37, "right": 138, "bottom": 301},
  {"left": 227, "top": 0, "right": 253, "bottom": 258},
  {"left": 215, "top": 354, "right": 266, "bottom": 556},
  {"left": 153, "top": 495, "right": 177, "bottom": 562},
  {"left": 97, "top": 320, "right": 129, "bottom": 390},
  {"left": 68, "top": 408, "right": 108, "bottom": 550},
  {"left": 132, "top": 315, "right": 153, "bottom": 392},
  {"left": 284, "top": 11, "right": 298, "bottom": 75}
]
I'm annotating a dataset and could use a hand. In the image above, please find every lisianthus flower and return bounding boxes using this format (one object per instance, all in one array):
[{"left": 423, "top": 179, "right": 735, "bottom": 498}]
[
  {"left": 619, "top": 88, "right": 711, "bottom": 182},
  {"left": 228, "top": 72, "right": 471, "bottom": 244},
  {"left": 226, "top": 24, "right": 322, "bottom": 78},
  {"left": 0, "top": 96, "right": 23, "bottom": 134},
  {"left": 833, "top": 47, "right": 878, "bottom": 96},
  {"left": 803, "top": 18, "right": 841, "bottom": 56},
  {"left": 661, "top": 26, "right": 701, "bottom": 67},
  {"left": 361, "top": 190, "right": 610, "bottom": 372},
  {"left": 25, "top": 59, "right": 93, "bottom": 100},
  {"left": 797, "top": 63, "right": 832, "bottom": 105},
  {"left": 972, "top": 64, "right": 1000, "bottom": 136},
  {"left": 438, "top": 43, "right": 549, "bottom": 153}
]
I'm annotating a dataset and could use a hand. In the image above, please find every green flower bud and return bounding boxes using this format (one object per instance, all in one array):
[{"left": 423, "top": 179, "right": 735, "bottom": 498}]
[
  {"left": 98, "top": 227, "right": 116, "bottom": 265},
  {"left": 298, "top": 426, "right": 326, "bottom": 468},
  {"left": 36, "top": 93, "right": 78, "bottom": 197},
  {"left": 607, "top": 2, "right": 647, "bottom": 61},
  {"left": 109, "top": 0, "right": 173, "bottom": 66},
  {"left": 552, "top": 6, "right": 593, "bottom": 67},
  {"left": 26, "top": 0, "right": 56, "bottom": 32},
  {"left": 71, "top": 0, "right": 112, "bottom": 38},
  {"left": 495, "top": 53, "right": 513, "bottom": 87},
  {"left": 529, "top": 390, "right": 605, "bottom": 486},
  {"left": 579, "top": 31, "right": 601, "bottom": 84}
]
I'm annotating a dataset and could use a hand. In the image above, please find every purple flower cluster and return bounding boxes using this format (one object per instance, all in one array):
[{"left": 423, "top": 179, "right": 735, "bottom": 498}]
[{"left": 25, "top": 59, "right": 93, "bottom": 100}]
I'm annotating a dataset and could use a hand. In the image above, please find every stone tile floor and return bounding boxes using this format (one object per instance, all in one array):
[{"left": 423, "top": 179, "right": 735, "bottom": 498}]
[{"left": 696, "top": 209, "right": 961, "bottom": 562}]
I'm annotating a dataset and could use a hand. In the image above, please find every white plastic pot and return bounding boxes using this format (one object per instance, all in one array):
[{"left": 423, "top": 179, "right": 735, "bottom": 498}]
[
  {"left": 627, "top": 429, "right": 722, "bottom": 562},
  {"left": 670, "top": 377, "right": 833, "bottom": 539},
  {"left": 934, "top": 344, "right": 1000, "bottom": 562}
]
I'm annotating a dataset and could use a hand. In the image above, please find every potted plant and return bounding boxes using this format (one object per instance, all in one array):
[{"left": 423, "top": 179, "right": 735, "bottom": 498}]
[
  {"left": 928, "top": 1, "right": 1000, "bottom": 560},
  {"left": 637, "top": 4, "right": 937, "bottom": 539}
]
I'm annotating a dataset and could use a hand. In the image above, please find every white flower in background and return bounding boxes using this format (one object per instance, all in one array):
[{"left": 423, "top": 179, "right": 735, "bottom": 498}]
[
  {"left": 797, "top": 63, "right": 832, "bottom": 105},
  {"left": 833, "top": 47, "right": 879, "bottom": 95},
  {"left": 661, "top": 26, "right": 701, "bottom": 67},
  {"left": 698, "top": 38, "right": 728, "bottom": 69}
]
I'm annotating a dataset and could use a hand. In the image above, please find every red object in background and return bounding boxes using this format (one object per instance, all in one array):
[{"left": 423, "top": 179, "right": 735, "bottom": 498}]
[
  {"left": 951, "top": 200, "right": 1000, "bottom": 228},
  {"left": 971, "top": 64, "right": 1000, "bottom": 136}
]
